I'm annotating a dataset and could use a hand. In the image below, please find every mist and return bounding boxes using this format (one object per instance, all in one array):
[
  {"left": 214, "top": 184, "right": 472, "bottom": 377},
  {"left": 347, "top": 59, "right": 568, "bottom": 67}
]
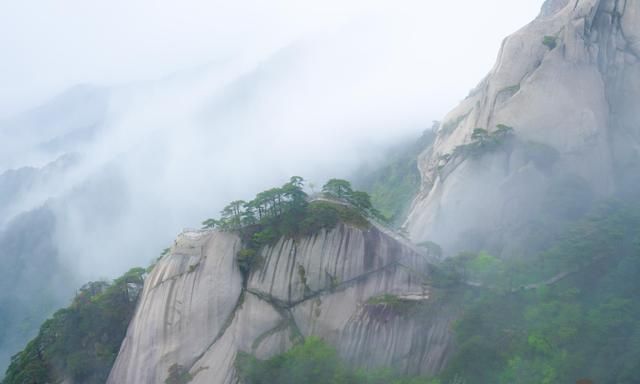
[
  {"left": 1, "top": 0, "right": 542, "bottom": 278},
  {"left": 0, "top": 0, "right": 542, "bottom": 371}
]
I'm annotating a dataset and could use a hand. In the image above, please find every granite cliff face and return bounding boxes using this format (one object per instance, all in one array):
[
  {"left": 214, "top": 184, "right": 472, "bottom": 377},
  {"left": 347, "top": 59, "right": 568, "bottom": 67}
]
[
  {"left": 108, "top": 223, "right": 453, "bottom": 383},
  {"left": 405, "top": 0, "right": 640, "bottom": 257},
  {"left": 106, "top": 1, "right": 640, "bottom": 382}
]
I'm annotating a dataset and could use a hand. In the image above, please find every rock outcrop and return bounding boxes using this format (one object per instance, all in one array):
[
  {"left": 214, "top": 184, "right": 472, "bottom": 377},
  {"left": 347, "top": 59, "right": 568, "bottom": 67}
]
[
  {"left": 106, "top": 2, "right": 640, "bottom": 382},
  {"left": 405, "top": 0, "right": 640, "bottom": 258},
  {"left": 108, "top": 223, "right": 454, "bottom": 383}
]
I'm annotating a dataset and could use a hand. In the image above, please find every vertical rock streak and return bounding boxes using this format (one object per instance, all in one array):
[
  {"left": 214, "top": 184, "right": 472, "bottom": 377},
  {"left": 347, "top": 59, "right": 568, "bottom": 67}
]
[
  {"left": 108, "top": 223, "right": 450, "bottom": 383},
  {"left": 405, "top": 0, "right": 640, "bottom": 258}
]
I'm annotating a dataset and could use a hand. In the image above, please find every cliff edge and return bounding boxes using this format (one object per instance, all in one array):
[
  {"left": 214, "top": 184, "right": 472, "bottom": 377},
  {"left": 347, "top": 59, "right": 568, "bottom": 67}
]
[
  {"left": 107, "top": 222, "right": 454, "bottom": 383},
  {"left": 406, "top": 0, "right": 640, "bottom": 257}
]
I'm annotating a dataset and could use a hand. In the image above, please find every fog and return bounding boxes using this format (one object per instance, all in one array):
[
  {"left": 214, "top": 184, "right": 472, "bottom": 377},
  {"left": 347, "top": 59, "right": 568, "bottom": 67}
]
[
  {"left": 1, "top": 0, "right": 542, "bottom": 117},
  {"left": 0, "top": 0, "right": 542, "bottom": 371},
  {"left": 1, "top": 0, "right": 542, "bottom": 277}
]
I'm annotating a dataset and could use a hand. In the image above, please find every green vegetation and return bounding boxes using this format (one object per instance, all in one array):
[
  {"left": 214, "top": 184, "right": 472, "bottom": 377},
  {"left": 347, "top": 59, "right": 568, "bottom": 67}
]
[
  {"left": 366, "top": 294, "right": 420, "bottom": 315},
  {"left": 542, "top": 35, "right": 558, "bottom": 50},
  {"left": 355, "top": 128, "right": 436, "bottom": 225},
  {"left": 451, "top": 124, "right": 514, "bottom": 159},
  {"left": 201, "top": 177, "right": 378, "bottom": 276},
  {"left": 236, "top": 337, "right": 441, "bottom": 384},
  {"left": 501, "top": 84, "right": 520, "bottom": 94},
  {"left": 432, "top": 201, "right": 640, "bottom": 384},
  {"left": 7, "top": 166, "right": 639, "bottom": 384},
  {"left": 2, "top": 268, "right": 146, "bottom": 384},
  {"left": 165, "top": 364, "right": 193, "bottom": 384}
]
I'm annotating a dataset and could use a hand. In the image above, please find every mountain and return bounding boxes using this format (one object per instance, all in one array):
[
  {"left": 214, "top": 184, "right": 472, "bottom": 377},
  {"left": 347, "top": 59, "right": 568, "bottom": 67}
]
[
  {"left": 107, "top": 221, "right": 452, "bottom": 383},
  {"left": 104, "top": 1, "right": 640, "bottom": 382},
  {"left": 405, "top": 0, "right": 640, "bottom": 258},
  {"left": 0, "top": 85, "right": 108, "bottom": 172},
  {"left": 0, "top": 207, "right": 76, "bottom": 374},
  {"left": 4, "top": 0, "right": 640, "bottom": 383},
  {"left": 0, "top": 42, "right": 426, "bottom": 371}
]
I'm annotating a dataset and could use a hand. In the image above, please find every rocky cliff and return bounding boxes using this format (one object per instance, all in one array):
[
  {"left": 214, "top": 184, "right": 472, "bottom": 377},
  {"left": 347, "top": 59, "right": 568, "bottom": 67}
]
[
  {"left": 105, "top": 1, "right": 640, "bottom": 382},
  {"left": 405, "top": 0, "right": 640, "bottom": 257},
  {"left": 107, "top": 223, "right": 454, "bottom": 383}
]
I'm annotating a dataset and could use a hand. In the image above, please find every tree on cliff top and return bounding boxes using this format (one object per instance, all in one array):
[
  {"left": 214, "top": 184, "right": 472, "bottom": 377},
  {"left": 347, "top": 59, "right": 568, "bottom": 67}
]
[{"left": 322, "top": 179, "right": 353, "bottom": 199}]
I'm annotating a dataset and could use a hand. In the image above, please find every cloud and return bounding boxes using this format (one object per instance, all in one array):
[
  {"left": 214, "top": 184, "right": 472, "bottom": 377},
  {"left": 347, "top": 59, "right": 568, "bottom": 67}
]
[
  {"left": 0, "top": 0, "right": 545, "bottom": 277},
  {"left": 0, "top": 0, "right": 542, "bottom": 117},
  {"left": 0, "top": 1, "right": 546, "bottom": 370}
]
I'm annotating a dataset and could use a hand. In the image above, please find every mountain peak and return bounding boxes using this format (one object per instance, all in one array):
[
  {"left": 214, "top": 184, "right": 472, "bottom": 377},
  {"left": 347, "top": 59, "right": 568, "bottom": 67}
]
[{"left": 405, "top": 0, "right": 640, "bottom": 258}]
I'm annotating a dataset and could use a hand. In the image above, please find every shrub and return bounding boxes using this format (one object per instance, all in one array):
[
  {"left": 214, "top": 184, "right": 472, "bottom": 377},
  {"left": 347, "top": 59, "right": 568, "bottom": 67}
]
[
  {"left": 542, "top": 36, "right": 557, "bottom": 50},
  {"left": 165, "top": 364, "right": 193, "bottom": 384},
  {"left": 204, "top": 177, "right": 376, "bottom": 277},
  {"left": 236, "top": 337, "right": 439, "bottom": 384},
  {"left": 450, "top": 125, "right": 515, "bottom": 159},
  {"left": 3, "top": 268, "right": 146, "bottom": 384},
  {"left": 366, "top": 294, "right": 419, "bottom": 315},
  {"left": 502, "top": 84, "right": 520, "bottom": 94}
]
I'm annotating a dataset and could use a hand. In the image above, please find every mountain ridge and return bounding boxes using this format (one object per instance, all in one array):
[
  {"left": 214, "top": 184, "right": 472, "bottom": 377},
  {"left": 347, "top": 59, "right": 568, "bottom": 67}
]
[{"left": 405, "top": 0, "right": 640, "bottom": 258}]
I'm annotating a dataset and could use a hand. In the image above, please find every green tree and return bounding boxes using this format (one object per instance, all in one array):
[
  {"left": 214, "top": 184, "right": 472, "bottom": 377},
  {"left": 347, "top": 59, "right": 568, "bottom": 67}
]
[
  {"left": 349, "top": 191, "right": 373, "bottom": 211},
  {"left": 221, "top": 200, "right": 246, "bottom": 230},
  {"left": 282, "top": 176, "right": 308, "bottom": 212},
  {"left": 3, "top": 268, "right": 146, "bottom": 384},
  {"left": 471, "top": 128, "right": 489, "bottom": 142},
  {"left": 236, "top": 337, "right": 438, "bottom": 384},
  {"left": 241, "top": 202, "right": 258, "bottom": 226},
  {"left": 201, "top": 218, "right": 220, "bottom": 229},
  {"left": 542, "top": 36, "right": 557, "bottom": 50},
  {"left": 165, "top": 364, "right": 192, "bottom": 384},
  {"left": 495, "top": 124, "right": 514, "bottom": 137},
  {"left": 322, "top": 179, "right": 353, "bottom": 199}
]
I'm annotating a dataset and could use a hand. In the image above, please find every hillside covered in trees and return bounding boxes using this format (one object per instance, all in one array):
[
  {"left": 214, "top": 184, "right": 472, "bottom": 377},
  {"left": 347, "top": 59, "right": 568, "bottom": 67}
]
[
  {"left": 200, "top": 177, "right": 385, "bottom": 277},
  {"left": 2, "top": 177, "right": 388, "bottom": 384},
  {"left": 234, "top": 200, "right": 640, "bottom": 384},
  {"left": 2, "top": 268, "right": 146, "bottom": 384}
]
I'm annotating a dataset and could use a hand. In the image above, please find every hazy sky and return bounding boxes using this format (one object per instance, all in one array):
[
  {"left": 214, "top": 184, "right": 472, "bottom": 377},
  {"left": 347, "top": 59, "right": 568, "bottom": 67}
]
[
  {"left": 0, "top": 0, "right": 543, "bottom": 118},
  {"left": 0, "top": 1, "right": 545, "bottom": 368},
  {"left": 1, "top": 0, "right": 544, "bottom": 275},
  {"left": 0, "top": 0, "right": 545, "bottom": 279}
]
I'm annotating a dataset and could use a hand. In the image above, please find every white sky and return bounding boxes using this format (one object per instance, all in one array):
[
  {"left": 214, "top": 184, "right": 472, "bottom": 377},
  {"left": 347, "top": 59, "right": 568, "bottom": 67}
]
[{"left": 0, "top": 0, "right": 543, "bottom": 118}]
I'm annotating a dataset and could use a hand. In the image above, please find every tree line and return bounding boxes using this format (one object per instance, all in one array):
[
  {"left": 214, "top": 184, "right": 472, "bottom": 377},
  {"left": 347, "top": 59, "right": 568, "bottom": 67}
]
[{"left": 201, "top": 177, "right": 385, "bottom": 233}]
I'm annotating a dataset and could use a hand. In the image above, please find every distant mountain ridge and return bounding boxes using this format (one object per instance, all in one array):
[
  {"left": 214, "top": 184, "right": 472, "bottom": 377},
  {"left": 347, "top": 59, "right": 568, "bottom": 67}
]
[{"left": 5, "top": 0, "right": 640, "bottom": 382}]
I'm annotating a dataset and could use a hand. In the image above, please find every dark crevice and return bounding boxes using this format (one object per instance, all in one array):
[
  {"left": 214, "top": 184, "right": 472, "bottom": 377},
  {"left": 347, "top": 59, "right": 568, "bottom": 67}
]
[
  {"left": 247, "top": 259, "right": 425, "bottom": 311},
  {"left": 246, "top": 290, "right": 304, "bottom": 345},
  {"left": 186, "top": 290, "right": 246, "bottom": 372},
  {"left": 250, "top": 319, "right": 291, "bottom": 353},
  {"left": 174, "top": 223, "right": 430, "bottom": 376}
]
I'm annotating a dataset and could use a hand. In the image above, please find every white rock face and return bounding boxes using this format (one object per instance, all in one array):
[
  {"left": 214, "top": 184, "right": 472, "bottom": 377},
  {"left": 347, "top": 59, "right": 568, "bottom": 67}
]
[
  {"left": 108, "top": 223, "right": 453, "bottom": 383},
  {"left": 248, "top": 223, "right": 428, "bottom": 303},
  {"left": 405, "top": 0, "right": 640, "bottom": 257},
  {"left": 188, "top": 293, "right": 285, "bottom": 384},
  {"left": 291, "top": 262, "right": 454, "bottom": 376},
  {"left": 106, "top": 2, "right": 640, "bottom": 381},
  {"left": 107, "top": 230, "right": 243, "bottom": 384}
]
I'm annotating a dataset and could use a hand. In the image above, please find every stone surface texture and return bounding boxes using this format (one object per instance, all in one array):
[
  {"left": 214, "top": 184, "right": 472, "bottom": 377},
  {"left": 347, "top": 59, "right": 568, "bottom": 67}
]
[{"left": 405, "top": 0, "right": 640, "bottom": 257}]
